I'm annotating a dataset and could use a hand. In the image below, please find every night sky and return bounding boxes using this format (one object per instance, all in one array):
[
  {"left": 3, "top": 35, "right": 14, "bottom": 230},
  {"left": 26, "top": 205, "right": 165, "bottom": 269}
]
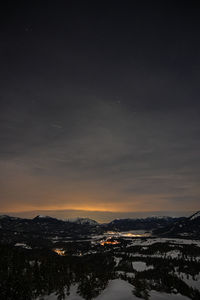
[{"left": 1, "top": 1, "right": 200, "bottom": 218}]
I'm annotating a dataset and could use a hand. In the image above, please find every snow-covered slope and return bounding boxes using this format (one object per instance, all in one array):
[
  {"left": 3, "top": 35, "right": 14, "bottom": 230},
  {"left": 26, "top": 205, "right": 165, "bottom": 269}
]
[
  {"left": 154, "top": 210, "right": 200, "bottom": 238},
  {"left": 189, "top": 211, "right": 200, "bottom": 220}
]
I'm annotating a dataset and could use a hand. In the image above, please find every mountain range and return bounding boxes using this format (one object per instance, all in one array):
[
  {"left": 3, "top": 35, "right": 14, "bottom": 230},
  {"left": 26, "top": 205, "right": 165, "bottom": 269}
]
[{"left": 0, "top": 211, "right": 199, "bottom": 246}]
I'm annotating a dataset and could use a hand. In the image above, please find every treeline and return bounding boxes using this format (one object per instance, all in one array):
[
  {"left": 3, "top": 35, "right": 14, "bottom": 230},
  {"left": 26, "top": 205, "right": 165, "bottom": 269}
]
[
  {"left": 0, "top": 244, "right": 115, "bottom": 300},
  {"left": 0, "top": 242, "right": 200, "bottom": 300}
]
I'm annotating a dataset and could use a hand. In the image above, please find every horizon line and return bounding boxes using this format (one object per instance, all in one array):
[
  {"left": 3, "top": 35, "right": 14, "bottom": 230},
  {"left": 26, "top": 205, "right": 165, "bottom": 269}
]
[{"left": 0, "top": 208, "right": 195, "bottom": 214}]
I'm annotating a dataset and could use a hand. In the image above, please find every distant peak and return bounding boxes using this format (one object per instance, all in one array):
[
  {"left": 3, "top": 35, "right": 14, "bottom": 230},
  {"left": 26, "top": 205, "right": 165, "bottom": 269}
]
[{"left": 68, "top": 217, "right": 98, "bottom": 225}]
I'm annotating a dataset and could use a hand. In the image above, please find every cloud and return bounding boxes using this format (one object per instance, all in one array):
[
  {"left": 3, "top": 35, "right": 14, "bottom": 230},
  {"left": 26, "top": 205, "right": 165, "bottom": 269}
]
[{"left": 0, "top": 95, "right": 200, "bottom": 212}]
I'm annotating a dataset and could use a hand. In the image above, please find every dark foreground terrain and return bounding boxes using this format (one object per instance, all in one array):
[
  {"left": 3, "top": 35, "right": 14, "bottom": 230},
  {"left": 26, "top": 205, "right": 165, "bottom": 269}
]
[{"left": 0, "top": 212, "right": 200, "bottom": 299}]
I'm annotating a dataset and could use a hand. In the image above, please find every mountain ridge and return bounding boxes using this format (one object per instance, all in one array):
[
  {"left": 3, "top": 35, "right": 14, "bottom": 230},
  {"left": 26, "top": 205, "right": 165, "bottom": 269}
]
[{"left": 0, "top": 211, "right": 199, "bottom": 240}]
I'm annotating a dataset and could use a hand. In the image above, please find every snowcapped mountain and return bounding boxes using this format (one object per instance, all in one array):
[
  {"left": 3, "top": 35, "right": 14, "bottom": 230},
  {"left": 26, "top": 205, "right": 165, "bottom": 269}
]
[
  {"left": 68, "top": 218, "right": 99, "bottom": 226},
  {"left": 33, "top": 215, "right": 59, "bottom": 221},
  {"left": 0, "top": 214, "right": 103, "bottom": 246},
  {"left": 1, "top": 212, "right": 199, "bottom": 243},
  {"left": 32, "top": 215, "right": 99, "bottom": 226},
  {"left": 36, "top": 215, "right": 51, "bottom": 219}
]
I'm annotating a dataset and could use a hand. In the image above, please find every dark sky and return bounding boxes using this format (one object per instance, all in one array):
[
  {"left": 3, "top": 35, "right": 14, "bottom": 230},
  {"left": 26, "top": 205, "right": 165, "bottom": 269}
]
[{"left": 0, "top": 1, "right": 200, "bottom": 215}]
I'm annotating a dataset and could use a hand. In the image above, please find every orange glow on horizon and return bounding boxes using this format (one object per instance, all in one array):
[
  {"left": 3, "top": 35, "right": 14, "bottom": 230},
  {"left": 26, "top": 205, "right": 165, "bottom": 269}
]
[
  {"left": 1, "top": 193, "right": 197, "bottom": 214},
  {"left": 1, "top": 204, "right": 192, "bottom": 214}
]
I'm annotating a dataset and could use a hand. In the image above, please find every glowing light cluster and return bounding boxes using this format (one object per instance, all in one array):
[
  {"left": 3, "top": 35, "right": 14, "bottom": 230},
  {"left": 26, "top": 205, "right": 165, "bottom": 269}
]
[
  {"left": 100, "top": 239, "right": 120, "bottom": 246},
  {"left": 53, "top": 248, "right": 66, "bottom": 256}
]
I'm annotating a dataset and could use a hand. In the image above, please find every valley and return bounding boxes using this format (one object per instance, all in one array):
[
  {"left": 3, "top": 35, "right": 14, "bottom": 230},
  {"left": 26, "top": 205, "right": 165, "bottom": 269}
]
[{"left": 0, "top": 213, "right": 200, "bottom": 299}]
